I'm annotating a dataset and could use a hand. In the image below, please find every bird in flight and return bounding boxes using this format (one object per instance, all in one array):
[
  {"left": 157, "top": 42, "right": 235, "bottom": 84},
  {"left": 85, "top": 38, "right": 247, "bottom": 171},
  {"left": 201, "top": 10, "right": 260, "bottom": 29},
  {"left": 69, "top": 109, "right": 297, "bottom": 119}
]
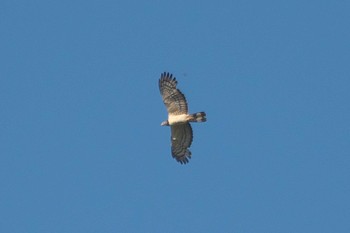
[{"left": 159, "top": 72, "right": 206, "bottom": 164}]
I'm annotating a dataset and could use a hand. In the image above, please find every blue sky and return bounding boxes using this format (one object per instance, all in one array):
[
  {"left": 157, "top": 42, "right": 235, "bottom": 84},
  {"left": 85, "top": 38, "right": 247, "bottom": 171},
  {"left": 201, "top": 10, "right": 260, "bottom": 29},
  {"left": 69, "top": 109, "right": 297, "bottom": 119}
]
[{"left": 1, "top": 1, "right": 349, "bottom": 232}]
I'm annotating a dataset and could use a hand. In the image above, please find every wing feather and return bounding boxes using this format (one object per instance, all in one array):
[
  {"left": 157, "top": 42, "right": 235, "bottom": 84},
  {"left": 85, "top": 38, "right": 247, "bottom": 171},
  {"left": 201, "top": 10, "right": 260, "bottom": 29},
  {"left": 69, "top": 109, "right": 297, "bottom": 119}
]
[
  {"left": 170, "top": 123, "right": 193, "bottom": 164},
  {"left": 159, "top": 72, "right": 188, "bottom": 115}
]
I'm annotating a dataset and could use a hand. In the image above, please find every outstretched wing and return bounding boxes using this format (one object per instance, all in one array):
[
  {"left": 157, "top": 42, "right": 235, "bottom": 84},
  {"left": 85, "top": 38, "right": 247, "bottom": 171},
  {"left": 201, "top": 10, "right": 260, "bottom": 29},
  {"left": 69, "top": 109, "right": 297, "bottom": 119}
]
[
  {"left": 170, "top": 123, "right": 193, "bottom": 164},
  {"left": 159, "top": 72, "right": 188, "bottom": 115}
]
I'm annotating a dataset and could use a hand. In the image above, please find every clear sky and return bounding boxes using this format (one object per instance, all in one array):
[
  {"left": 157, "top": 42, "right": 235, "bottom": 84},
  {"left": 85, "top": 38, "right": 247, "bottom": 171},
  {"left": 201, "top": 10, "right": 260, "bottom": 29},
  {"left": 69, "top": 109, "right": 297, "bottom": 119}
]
[{"left": 1, "top": 1, "right": 349, "bottom": 232}]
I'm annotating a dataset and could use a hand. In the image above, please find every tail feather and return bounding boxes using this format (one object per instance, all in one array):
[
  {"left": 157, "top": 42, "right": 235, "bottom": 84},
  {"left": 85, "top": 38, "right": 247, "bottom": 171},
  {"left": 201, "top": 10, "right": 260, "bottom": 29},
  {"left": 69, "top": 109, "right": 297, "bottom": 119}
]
[{"left": 189, "top": 112, "right": 206, "bottom": 122}]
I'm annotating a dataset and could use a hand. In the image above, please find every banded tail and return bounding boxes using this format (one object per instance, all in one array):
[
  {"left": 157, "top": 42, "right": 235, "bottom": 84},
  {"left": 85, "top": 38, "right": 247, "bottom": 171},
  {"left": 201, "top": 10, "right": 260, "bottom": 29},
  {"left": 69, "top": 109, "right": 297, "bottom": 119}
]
[{"left": 189, "top": 112, "right": 207, "bottom": 122}]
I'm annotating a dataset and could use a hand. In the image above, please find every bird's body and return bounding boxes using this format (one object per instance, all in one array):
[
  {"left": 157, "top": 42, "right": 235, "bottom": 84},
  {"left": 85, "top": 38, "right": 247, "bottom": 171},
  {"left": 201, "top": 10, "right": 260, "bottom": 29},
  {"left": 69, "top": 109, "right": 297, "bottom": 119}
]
[
  {"left": 168, "top": 114, "right": 189, "bottom": 125},
  {"left": 159, "top": 72, "right": 206, "bottom": 164}
]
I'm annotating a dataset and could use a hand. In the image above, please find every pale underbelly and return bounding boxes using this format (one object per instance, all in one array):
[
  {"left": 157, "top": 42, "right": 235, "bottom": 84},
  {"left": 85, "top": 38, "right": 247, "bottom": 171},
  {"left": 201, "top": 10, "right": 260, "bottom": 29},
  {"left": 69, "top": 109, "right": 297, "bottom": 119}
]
[{"left": 168, "top": 114, "right": 189, "bottom": 125}]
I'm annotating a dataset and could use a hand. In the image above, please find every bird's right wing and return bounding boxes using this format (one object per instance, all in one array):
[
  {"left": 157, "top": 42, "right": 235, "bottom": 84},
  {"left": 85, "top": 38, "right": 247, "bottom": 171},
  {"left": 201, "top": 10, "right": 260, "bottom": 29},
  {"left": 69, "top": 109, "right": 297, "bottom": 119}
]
[{"left": 170, "top": 123, "right": 193, "bottom": 164}]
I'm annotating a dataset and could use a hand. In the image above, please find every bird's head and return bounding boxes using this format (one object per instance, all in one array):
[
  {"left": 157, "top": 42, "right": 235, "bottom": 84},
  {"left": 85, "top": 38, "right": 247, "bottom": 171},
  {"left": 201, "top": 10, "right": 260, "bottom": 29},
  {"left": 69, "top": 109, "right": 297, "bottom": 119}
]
[{"left": 161, "top": 120, "right": 169, "bottom": 126}]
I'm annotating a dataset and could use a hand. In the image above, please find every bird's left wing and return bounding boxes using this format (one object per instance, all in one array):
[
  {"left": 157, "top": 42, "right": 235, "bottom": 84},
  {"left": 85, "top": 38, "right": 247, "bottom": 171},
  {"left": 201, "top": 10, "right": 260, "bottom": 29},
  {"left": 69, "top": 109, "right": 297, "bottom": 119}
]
[{"left": 159, "top": 72, "right": 188, "bottom": 115}]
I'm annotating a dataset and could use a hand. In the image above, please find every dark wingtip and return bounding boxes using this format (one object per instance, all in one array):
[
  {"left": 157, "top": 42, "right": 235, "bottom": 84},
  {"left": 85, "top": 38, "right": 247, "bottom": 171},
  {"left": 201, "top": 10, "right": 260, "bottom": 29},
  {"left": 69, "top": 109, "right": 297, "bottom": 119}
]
[
  {"left": 175, "top": 151, "right": 191, "bottom": 164},
  {"left": 161, "top": 72, "right": 176, "bottom": 82},
  {"left": 178, "top": 157, "right": 190, "bottom": 164}
]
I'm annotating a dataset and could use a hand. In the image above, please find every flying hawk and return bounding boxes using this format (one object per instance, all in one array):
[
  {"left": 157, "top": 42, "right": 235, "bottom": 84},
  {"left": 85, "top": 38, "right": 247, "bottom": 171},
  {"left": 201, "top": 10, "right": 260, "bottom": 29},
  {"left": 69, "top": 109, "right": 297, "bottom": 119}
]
[{"left": 159, "top": 72, "right": 206, "bottom": 164}]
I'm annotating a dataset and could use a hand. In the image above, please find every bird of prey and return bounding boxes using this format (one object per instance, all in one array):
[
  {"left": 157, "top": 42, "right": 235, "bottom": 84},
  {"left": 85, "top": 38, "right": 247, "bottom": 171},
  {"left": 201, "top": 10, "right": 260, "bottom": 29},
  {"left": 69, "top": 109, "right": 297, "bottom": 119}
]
[{"left": 159, "top": 72, "right": 206, "bottom": 164}]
